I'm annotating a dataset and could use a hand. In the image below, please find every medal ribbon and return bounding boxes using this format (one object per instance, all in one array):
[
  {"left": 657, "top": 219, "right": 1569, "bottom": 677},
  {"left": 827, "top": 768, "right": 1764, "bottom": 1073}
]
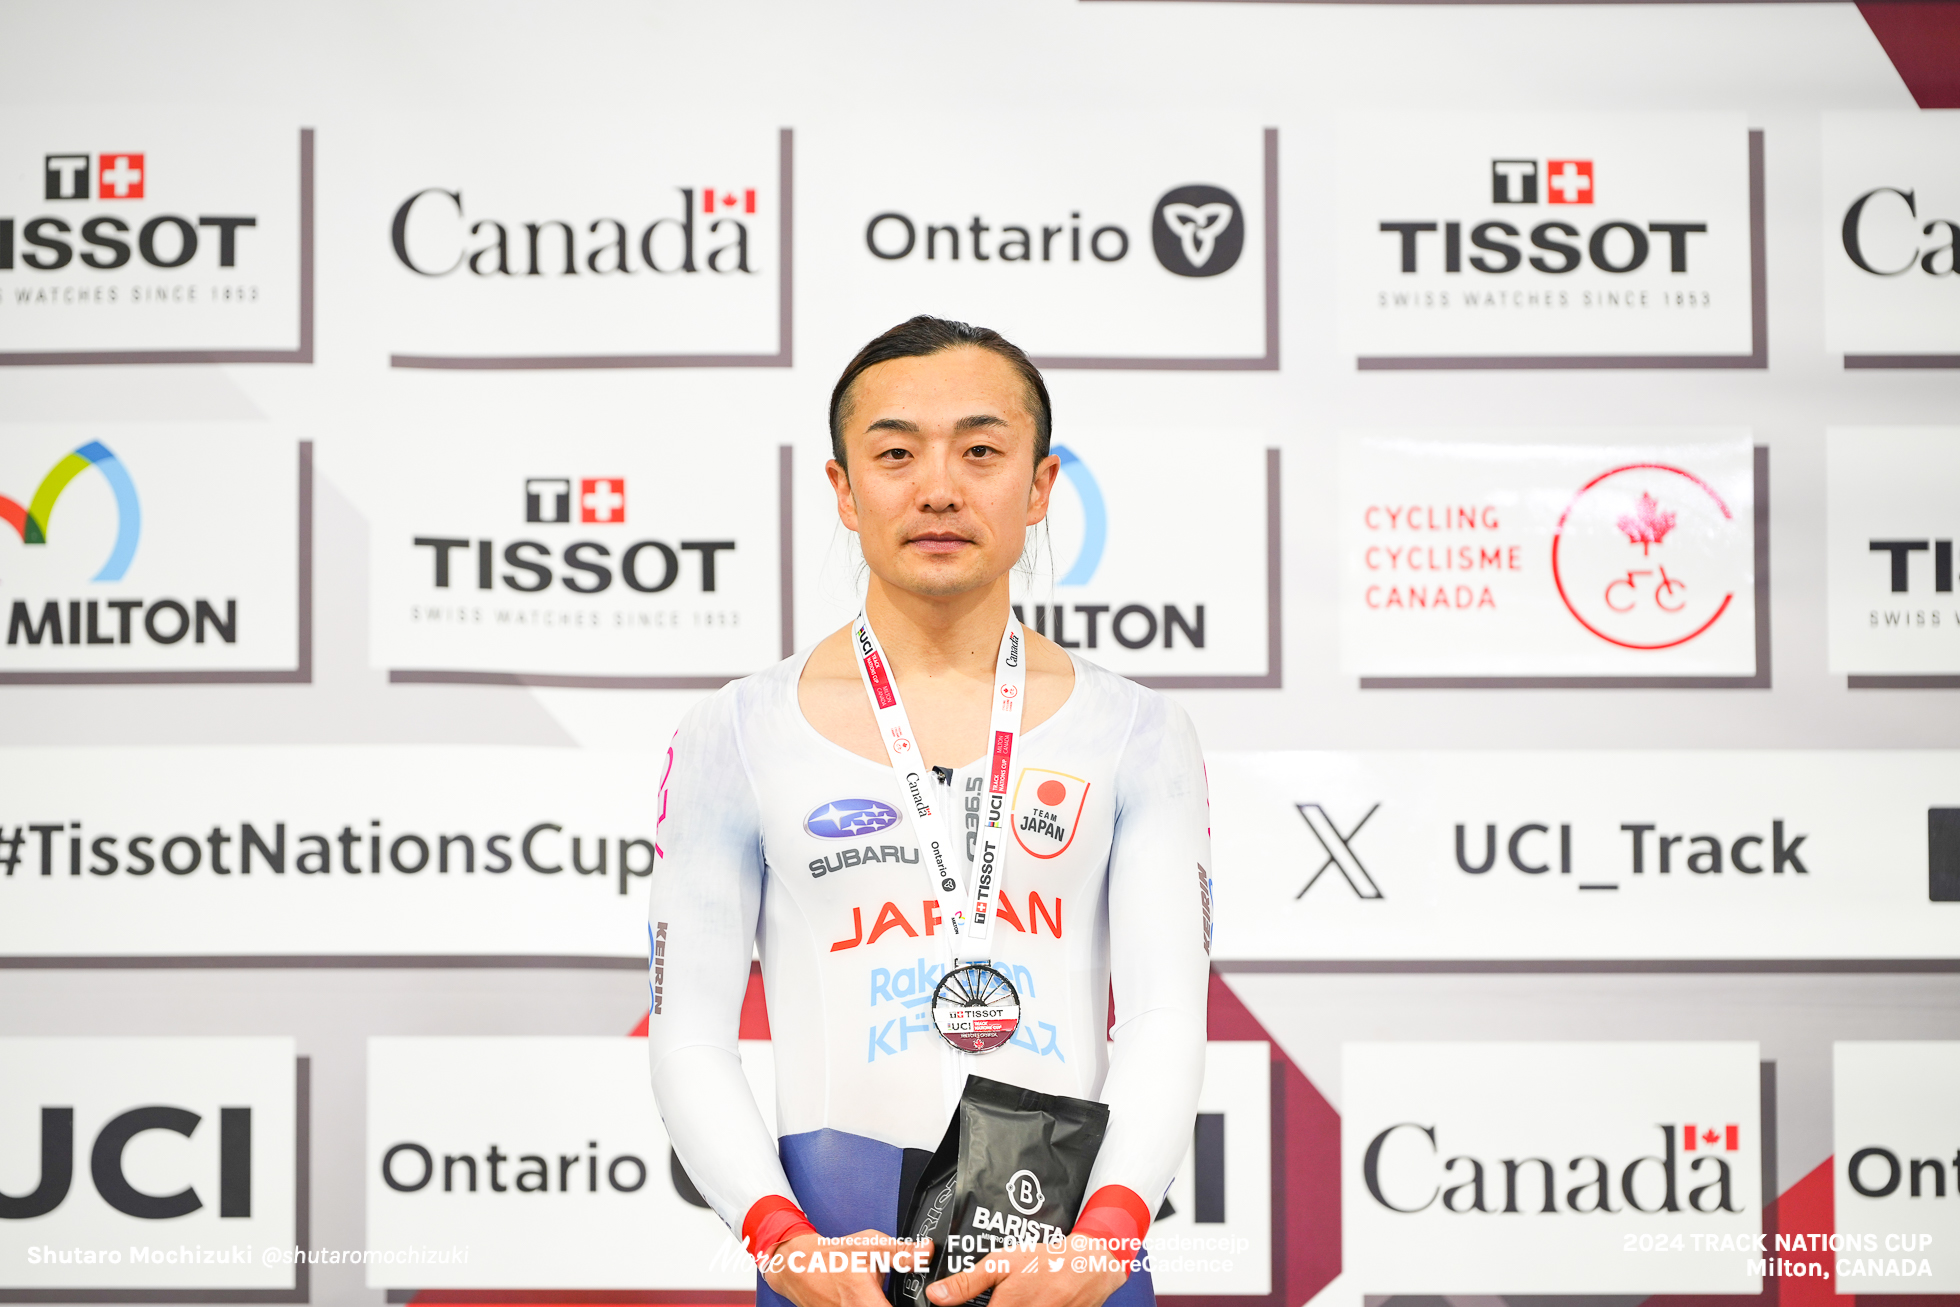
[{"left": 851, "top": 609, "right": 1026, "bottom": 957}]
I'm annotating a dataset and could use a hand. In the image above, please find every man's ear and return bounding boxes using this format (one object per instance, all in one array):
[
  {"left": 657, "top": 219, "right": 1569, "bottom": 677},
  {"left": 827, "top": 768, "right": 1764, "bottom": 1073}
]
[
  {"left": 827, "top": 458, "right": 861, "bottom": 533},
  {"left": 1025, "top": 453, "right": 1062, "bottom": 526}
]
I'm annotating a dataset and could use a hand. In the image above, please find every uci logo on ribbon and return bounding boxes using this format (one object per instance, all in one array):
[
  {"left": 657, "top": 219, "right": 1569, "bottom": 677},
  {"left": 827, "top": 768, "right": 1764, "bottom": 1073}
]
[{"left": 0, "top": 442, "right": 141, "bottom": 581}]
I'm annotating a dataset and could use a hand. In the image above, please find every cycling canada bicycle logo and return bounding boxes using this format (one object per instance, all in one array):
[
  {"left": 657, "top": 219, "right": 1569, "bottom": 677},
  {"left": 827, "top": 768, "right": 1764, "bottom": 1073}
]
[
  {"left": 1551, "top": 464, "right": 1736, "bottom": 650},
  {"left": 0, "top": 442, "right": 141, "bottom": 581}
]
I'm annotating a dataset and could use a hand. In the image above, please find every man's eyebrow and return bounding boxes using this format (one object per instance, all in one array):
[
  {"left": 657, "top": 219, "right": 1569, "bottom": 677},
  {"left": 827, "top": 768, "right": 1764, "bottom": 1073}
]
[
  {"left": 955, "top": 414, "right": 1008, "bottom": 431},
  {"left": 864, "top": 417, "right": 920, "bottom": 434}
]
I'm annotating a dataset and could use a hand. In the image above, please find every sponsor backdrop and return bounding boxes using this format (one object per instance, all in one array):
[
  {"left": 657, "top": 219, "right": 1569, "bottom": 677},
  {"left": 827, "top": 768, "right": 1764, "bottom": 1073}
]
[{"left": 2, "top": 6, "right": 1958, "bottom": 1307}]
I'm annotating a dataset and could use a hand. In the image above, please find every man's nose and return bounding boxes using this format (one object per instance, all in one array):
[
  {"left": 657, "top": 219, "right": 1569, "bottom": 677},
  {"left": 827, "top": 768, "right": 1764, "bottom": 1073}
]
[{"left": 917, "top": 452, "right": 961, "bottom": 512}]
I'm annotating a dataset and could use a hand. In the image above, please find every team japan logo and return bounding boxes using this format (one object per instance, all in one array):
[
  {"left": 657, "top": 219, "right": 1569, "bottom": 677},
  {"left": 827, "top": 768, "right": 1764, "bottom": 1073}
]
[
  {"left": 1010, "top": 770, "right": 1089, "bottom": 859},
  {"left": 1553, "top": 464, "right": 1739, "bottom": 650}
]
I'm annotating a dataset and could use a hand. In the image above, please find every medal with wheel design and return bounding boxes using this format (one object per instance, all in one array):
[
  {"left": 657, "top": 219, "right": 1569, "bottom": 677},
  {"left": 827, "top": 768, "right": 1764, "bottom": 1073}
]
[{"left": 931, "top": 963, "right": 1022, "bottom": 1053}]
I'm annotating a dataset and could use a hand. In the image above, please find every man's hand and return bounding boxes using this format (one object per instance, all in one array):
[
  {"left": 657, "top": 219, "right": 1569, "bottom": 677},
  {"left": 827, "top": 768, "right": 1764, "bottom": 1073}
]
[
  {"left": 924, "top": 1233, "right": 1134, "bottom": 1307},
  {"left": 759, "top": 1230, "right": 933, "bottom": 1307}
]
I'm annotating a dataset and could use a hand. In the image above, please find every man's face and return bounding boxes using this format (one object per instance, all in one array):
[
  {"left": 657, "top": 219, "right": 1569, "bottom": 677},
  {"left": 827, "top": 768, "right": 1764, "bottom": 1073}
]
[{"left": 829, "top": 346, "right": 1059, "bottom": 598}]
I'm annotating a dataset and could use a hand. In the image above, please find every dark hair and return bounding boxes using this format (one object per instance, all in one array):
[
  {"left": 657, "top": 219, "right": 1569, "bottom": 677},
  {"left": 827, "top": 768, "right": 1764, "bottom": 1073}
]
[{"left": 827, "top": 316, "right": 1053, "bottom": 469}]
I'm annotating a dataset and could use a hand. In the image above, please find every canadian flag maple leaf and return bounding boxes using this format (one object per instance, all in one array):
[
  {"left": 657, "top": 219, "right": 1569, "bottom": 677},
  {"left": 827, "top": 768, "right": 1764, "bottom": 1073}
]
[
  {"left": 1617, "top": 492, "right": 1676, "bottom": 555},
  {"left": 1683, "top": 1123, "right": 1741, "bottom": 1152}
]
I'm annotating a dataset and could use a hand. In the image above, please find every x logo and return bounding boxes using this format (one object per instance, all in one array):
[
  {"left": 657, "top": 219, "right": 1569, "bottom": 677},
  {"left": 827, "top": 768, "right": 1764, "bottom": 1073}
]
[{"left": 1295, "top": 803, "right": 1384, "bottom": 899}]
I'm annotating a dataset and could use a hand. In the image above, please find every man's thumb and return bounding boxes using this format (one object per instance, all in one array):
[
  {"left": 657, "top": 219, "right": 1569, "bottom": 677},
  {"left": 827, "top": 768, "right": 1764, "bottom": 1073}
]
[{"left": 926, "top": 1258, "right": 1001, "bottom": 1305}]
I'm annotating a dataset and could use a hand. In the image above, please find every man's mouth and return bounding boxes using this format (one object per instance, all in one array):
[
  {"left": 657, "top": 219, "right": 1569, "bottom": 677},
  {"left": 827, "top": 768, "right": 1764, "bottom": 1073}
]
[{"left": 907, "top": 532, "right": 973, "bottom": 555}]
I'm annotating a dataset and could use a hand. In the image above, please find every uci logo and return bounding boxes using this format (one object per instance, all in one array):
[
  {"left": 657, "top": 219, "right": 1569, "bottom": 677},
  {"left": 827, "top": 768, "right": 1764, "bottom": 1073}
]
[
  {"left": 0, "top": 1105, "right": 252, "bottom": 1220},
  {"left": 1152, "top": 185, "right": 1244, "bottom": 278},
  {"left": 1005, "top": 1168, "right": 1044, "bottom": 1216}
]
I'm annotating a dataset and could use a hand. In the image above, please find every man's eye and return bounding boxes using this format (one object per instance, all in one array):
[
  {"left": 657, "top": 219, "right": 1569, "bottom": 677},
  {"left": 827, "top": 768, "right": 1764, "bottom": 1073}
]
[
  {"left": 879, "top": 448, "right": 910, "bottom": 461},
  {"left": 968, "top": 444, "right": 997, "bottom": 458}
]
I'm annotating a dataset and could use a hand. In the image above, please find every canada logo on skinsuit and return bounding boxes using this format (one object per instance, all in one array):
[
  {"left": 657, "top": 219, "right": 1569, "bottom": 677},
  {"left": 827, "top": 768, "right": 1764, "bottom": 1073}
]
[{"left": 1011, "top": 769, "right": 1090, "bottom": 859}]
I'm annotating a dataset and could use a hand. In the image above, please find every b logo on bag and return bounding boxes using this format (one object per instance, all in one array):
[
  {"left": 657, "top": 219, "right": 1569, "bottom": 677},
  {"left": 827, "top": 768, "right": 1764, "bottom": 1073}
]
[{"left": 1006, "top": 1169, "right": 1045, "bottom": 1216}]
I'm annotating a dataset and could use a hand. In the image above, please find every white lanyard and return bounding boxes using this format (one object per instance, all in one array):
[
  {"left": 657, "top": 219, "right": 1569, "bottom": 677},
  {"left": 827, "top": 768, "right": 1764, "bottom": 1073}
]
[{"left": 851, "top": 609, "right": 1026, "bottom": 956}]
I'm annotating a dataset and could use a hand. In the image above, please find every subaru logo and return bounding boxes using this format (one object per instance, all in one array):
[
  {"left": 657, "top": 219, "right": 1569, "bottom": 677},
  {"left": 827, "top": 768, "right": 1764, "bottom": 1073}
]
[{"left": 805, "top": 798, "right": 901, "bottom": 840}]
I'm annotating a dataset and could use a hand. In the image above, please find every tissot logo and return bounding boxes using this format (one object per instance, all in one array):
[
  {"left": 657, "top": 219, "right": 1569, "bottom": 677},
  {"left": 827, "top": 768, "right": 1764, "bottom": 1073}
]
[
  {"left": 43, "top": 152, "right": 148, "bottom": 201},
  {"left": 1340, "top": 115, "right": 1757, "bottom": 367},
  {"left": 411, "top": 478, "right": 732, "bottom": 597},
  {"left": 1869, "top": 538, "right": 1954, "bottom": 592},
  {"left": 44, "top": 154, "right": 90, "bottom": 200},
  {"left": 1825, "top": 429, "right": 1960, "bottom": 677},
  {"left": 1491, "top": 158, "right": 1593, "bottom": 206},
  {"left": 7, "top": 149, "right": 253, "bottom": 272},
  {"left": 0, "top": 118, "right": 311, "bottom": 363},
  {"left": 366, "top": 431, "right": 781, "bottom": 685},
  {"left": 523, "top": 477, "right": 628, "bottom": 525}
]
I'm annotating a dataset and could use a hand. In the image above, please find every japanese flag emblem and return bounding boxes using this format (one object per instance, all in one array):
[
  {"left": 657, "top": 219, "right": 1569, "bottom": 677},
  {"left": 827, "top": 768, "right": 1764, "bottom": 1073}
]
[{"left": 1011, "top": 769, "right": 1090, "bottom": 859}]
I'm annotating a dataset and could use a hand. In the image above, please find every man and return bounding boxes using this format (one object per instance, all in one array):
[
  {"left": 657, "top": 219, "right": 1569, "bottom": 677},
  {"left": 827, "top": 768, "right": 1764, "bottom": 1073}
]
[{"left": 648, "top": 317, "right": 1211, "bottom": 1307}]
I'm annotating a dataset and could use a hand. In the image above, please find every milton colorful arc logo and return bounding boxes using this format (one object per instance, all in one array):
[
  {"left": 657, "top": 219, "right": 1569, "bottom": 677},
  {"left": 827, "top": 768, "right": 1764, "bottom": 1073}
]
[
  {"left": 1014, "top": 442, "right": 1214, "bottom": 659},
  {"left": 0, "top": 441, "right": 141, "bottom": 581},
  {"left": 1052, "top": 445, "right": 1106, "bottom": 586}
]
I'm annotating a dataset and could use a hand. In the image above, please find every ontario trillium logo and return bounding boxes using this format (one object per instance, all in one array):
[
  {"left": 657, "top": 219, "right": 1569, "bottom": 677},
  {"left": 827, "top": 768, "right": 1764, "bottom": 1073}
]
[{"left": 1152, "top": 185, "right": 1244, "bottom": 277}]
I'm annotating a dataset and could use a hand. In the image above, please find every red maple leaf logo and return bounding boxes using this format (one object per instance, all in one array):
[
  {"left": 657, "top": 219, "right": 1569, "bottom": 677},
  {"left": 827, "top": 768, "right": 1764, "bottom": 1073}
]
[{"left": 1617, "top": 492, "right": 1676, "bottom": 555}]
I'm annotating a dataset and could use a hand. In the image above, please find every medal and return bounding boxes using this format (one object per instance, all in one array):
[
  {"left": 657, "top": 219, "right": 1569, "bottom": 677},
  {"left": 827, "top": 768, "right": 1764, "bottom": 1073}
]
[
  {"left": 853, "top": 609, "right": 1027, "bottom": 1053},
  {"left": 930, "top": 963, "right": 1021, "bottom": 1054}
]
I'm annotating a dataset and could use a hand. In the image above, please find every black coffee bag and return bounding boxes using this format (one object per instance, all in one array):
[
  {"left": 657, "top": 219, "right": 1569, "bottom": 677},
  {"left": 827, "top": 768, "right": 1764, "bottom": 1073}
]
[{"left": 890, "top": 1075, "right": 1110, "bottom": 1307}]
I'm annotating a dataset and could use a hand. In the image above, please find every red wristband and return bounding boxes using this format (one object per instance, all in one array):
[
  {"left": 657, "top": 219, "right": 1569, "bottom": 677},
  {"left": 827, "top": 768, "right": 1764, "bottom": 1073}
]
[
  {"left": 1072, "top": 1184, "right": 1151, "bottom": 1246},
  {"left": 742, "top": 1194, "right": 817, "bottom": 1257}
]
